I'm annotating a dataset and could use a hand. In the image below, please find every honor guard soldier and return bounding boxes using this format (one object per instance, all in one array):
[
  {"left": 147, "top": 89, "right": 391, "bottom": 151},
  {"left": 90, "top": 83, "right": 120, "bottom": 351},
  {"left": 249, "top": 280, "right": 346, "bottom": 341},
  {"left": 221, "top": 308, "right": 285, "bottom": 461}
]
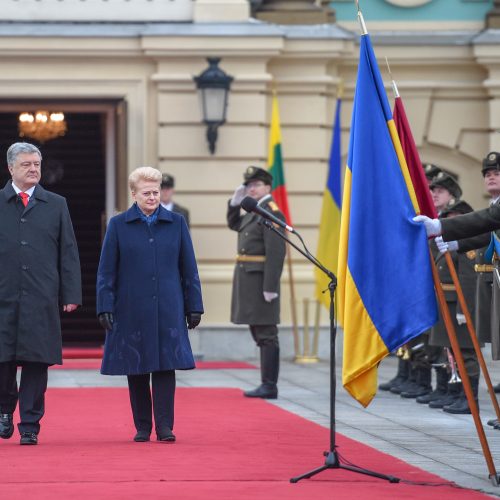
[
  {"left": 227, "top": 166, "right": 286, "bottom": 399},
  {"left": 160, "top": 174, "right": 190, "bottom": 228},
  {"left": 430, "top": 172, "right": 462, "bottom": 216},
  {"left": 430, "top": 200, "right": 481, "bottom": 414}
]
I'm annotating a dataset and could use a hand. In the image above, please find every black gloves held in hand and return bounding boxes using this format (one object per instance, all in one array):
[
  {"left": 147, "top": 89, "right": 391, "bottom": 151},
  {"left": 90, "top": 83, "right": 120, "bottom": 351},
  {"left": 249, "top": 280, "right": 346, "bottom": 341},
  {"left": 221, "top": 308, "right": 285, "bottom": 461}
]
[
  {"left": 98, "top": 312, "right": 114, "bottom": 331},
  {"left": 186, "top": 312, "right": 202, "bottom": 330}
]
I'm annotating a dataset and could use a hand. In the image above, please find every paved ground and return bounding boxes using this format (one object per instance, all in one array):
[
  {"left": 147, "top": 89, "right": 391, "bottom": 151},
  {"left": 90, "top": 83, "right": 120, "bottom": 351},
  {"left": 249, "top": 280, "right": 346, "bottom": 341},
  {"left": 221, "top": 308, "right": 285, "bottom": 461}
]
[{"left": 47, "top": 354, "right": 500, "bottom": 498}]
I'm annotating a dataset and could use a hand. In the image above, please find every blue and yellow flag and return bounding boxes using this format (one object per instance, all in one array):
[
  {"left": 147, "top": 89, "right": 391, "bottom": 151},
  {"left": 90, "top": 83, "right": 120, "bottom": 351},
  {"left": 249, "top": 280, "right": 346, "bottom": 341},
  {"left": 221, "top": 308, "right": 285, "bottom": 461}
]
[
  {"left": 338, "top": 34, "right": 438, "bottom": 407},
  {"left": 315, "top": 98, "right": 342, "bottom": 309}
]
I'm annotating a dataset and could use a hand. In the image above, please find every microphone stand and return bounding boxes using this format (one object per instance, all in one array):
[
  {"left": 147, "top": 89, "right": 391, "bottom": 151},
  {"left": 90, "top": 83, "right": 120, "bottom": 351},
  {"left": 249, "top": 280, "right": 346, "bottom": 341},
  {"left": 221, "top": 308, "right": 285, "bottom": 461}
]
[{"left": 259, "top": 219, "right": 399, "bottom": 484}]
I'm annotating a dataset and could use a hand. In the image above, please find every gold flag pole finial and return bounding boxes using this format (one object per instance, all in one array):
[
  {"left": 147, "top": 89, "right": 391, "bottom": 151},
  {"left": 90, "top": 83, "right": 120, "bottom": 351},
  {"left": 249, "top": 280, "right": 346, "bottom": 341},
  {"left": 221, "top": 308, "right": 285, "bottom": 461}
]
[
  {"left": 385, "top": 56, "right": 400, "bottom": 98},
  {"left": 337, "top": 79, "right": 344, "bottom": 100},
  {"left": 356, "top": 0, "right": 368, "bottom": 35}
]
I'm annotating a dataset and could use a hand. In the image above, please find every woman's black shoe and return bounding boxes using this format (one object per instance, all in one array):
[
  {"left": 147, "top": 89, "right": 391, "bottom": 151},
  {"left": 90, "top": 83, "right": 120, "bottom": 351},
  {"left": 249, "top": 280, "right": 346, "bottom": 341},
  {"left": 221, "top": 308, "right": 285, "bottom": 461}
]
[
  {"left": 157, "top": 428, "right": 176, "bottom": 442},
  {"left": 133, "top": 430, "right": 151, "bottom": 442}
]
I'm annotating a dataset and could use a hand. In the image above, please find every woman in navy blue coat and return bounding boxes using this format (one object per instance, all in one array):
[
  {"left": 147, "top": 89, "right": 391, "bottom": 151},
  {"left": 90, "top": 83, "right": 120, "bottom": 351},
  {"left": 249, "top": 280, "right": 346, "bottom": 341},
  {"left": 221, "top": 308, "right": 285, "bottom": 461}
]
[{"left": 96, "top": 167, "right": 203, "bottom": 442}]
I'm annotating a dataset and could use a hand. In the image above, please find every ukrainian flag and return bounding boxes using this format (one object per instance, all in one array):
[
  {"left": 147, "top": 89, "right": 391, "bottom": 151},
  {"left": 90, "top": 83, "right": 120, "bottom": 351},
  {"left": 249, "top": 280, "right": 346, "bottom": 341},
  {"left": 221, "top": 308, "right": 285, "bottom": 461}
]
[
  {"left": 315, "top": 98, "right": 342, "bottom": 309},
  {"left": 338, "top": 34, "right": 438, "bottom": 407}
]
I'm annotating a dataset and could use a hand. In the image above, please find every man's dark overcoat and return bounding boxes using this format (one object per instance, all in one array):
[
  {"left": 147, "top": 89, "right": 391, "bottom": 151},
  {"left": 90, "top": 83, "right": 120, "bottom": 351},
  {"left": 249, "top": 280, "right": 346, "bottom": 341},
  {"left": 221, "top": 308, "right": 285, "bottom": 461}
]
[
  {"left": 0, "top": 181, "right": 82, "bottom": 365},
  {"left": 96, "top": 205, "right": 203, "bottom": 375},
  {"left": 227, "top": 196, "right": 286, "bottom": 325}
]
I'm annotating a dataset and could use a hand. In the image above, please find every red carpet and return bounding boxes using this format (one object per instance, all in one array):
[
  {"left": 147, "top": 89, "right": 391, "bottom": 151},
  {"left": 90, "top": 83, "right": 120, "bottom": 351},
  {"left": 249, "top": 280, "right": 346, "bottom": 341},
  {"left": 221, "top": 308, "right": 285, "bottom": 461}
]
[
  {"left": 1, "top": 388, "right": 490, "bottom": 500},
  {"left": 51, "top": 360, "right": 256, "bottom": 370}
]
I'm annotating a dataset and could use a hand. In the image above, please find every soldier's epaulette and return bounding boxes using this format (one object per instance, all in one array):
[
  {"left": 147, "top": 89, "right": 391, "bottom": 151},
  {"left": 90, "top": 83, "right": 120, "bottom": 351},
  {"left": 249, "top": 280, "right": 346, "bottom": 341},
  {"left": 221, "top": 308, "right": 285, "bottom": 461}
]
[
  {"left": 466, "top": 250, "right": 476, "bottom": 260},
  {"left": 268, "top": 201, "right": 279, "bottom": 212}
]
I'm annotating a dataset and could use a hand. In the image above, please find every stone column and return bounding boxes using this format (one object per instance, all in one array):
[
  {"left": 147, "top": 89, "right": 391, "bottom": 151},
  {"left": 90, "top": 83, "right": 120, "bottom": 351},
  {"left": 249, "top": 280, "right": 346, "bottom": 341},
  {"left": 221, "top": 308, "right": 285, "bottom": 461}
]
[{"left": 255, "top": 0, "right": 335, "bottom": 24}]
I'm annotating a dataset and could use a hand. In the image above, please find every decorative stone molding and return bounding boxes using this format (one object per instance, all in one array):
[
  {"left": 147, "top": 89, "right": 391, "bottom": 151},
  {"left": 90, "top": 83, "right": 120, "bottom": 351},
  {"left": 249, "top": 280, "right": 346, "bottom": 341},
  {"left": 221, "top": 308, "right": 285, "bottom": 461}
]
[
  {"left": 194, "top": 0, "right": 250, "bottom": 23},
  {"left": 0, "top": 0, "right": 193, "bottom": 22},
  {"left": 255, "top": 0, "right": 335, "bottom": 25}
]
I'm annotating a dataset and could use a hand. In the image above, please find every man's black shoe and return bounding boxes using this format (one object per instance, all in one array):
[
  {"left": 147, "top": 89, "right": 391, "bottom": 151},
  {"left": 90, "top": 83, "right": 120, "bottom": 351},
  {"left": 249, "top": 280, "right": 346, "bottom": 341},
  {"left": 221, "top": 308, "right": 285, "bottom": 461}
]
[
  {"left": 133, "top": 430, "right": 150, "bottom": 442},
  {"left": 488, "top": 418, "right": 499, "bottom": 427},
  {"left": 20, "top": 432, "right": 38, "bottom": 445},
  {"left": 0, "top": 413, "right": 14, "bottom": 439},
  {"left": 494, "top": 383, "right": 500, "bottom": 394},
  {"left": 243, "top": 384, "right": 278, "bottom": 399},
  {"left": 157, "top": 428, "right": 176, "bottom": 442}
]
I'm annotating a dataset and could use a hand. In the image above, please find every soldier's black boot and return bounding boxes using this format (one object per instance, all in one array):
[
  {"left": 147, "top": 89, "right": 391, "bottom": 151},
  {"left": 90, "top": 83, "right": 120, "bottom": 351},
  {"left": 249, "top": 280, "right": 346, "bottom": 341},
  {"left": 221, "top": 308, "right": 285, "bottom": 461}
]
[
  {"left": 379, "top": 358, "right": 409, "bottom": 391},
  {"left": 429, "top": 382, "right": 461, "bottom": 409},
  {"left": 401, "top": 366, "right": 432, "bottom": 398},
  {"left": 390, "top": 365, "right": 416, "bottom": 394},
  {"left": 494, "top": 383, "right": 500, "bottom": 394},
  {"left": 443, "top": 377, "right": 479, "bottom": 415},
  {"left": 244, "top": 344, "right": 279, "bottom": 399},
  {"left": 416, "top": 367, "right": 447, "bottom": 404}
]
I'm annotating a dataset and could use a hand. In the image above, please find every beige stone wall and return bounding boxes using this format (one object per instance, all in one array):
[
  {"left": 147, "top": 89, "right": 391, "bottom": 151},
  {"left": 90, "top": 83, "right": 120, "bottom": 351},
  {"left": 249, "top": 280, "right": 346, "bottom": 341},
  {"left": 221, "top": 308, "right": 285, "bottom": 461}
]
[{"left": 0, "top": 24, "right": 496, "bottom": 326}]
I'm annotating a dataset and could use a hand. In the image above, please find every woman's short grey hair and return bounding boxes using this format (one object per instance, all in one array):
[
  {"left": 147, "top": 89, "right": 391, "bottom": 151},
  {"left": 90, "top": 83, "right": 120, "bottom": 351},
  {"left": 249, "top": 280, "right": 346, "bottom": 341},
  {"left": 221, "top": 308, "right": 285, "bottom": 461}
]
[
  {"left": 128, "top": 166, "right": 162, "bottom": 191},
  {"left": 7, "top": 142, "right": 42, "bottom": 166}
]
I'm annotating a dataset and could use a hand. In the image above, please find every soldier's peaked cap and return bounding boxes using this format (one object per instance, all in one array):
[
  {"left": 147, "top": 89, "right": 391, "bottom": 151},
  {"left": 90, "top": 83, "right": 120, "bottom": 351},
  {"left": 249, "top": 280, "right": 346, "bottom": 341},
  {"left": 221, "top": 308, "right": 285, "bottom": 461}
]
[
  {"left": 423, "top": 163, "right": 442, "bottom": 180},
  {"left": 161, "top": 174, "right": 175, "bottom": 188},
  {"left": 243, "top": 166, "right": 273, "bottom": 186},
  {"left": 440, "top": 199, "right": 473, "bottom": 218},
  {"left": 429, "top": 172, "right": 462, "bottom": 199},
  {"left": 482, "top": 152, "right": 500, "bottom": 176}
]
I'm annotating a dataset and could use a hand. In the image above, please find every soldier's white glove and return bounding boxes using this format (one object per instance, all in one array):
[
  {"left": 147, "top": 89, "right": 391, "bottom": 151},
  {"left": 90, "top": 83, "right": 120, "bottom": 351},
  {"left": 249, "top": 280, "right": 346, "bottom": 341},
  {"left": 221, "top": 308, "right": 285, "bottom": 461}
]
[
  {"left": 263, "top": 291, "right": 278, "bottom": 303},
  {"left": 435, "top": 236, "right": 458, "bottom": 253},
  {"left": 230, "top": 184, "right": 247, "bottom": 207},
  {"left": 413, "top": 215, "right": 442, "bottom": 238},
  {"left": 456, "top": 313, "right": 466, "bottom": 325}
]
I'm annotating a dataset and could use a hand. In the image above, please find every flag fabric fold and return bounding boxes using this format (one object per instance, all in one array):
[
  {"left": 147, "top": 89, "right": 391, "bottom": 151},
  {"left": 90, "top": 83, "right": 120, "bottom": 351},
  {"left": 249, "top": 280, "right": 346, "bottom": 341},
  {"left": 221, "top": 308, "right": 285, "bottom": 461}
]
[
  {"left": 393, "top": 96, "right": 437, "bottom": 219},
  {"left": 338, "top": 34, "right": 438, "bottom": 407},
  {"left": 315, "top": 98, "right": 342, "bottom": 309},
  {"left": 268, "top": 94, "right": 292, "bottom": 224}
]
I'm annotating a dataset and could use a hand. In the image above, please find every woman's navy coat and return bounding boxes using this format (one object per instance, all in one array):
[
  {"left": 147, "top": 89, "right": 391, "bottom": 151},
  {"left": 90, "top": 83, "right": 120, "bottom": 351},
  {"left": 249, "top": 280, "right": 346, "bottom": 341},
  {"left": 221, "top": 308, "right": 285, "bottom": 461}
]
[{"left": 96, "top": 205, "right": 203, "bottom": 375}]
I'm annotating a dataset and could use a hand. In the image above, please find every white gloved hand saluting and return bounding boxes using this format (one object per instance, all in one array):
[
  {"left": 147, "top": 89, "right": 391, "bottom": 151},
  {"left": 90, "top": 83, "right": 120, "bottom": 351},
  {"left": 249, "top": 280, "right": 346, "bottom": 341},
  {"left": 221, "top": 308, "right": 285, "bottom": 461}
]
[
  {"left": 263, "top": 291, "right": 278, "bottom": 303},
  {"left": 230, "top": 184, "right": 247, "bottom": 207},
  {"left": 413, "top": 215, "right": 442, "bottom": 238}
]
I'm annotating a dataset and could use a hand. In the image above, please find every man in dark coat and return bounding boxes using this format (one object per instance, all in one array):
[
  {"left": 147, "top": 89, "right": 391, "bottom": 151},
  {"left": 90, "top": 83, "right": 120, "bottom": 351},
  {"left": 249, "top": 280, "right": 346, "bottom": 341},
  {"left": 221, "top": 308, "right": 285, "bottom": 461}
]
[
  {"left": 0, "top": 142, "right": 81, "bottom": 445},
  {"left": 227, "top": 166, "right": 286, "bottom": 399},
  {"left": 160, "top": 173, "right": 190, "bottom": 228}
]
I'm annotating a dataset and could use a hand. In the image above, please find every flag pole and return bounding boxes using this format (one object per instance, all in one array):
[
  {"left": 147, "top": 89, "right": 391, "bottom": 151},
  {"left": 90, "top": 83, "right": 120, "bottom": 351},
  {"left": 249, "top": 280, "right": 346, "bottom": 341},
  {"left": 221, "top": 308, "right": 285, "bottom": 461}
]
[
  {"left": 287, "top": 247, "right": 301, "bottom": 360},
  {"left": 431, "top": 251, "right": 499, "bottom": 484}
]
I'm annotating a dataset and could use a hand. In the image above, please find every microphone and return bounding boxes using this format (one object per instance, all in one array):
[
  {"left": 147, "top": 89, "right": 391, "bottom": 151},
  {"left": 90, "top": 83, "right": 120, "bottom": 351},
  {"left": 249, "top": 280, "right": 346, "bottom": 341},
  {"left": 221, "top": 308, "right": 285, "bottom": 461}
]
[{"left": 241, "top": 196, "right": 294, "bottom": 233}]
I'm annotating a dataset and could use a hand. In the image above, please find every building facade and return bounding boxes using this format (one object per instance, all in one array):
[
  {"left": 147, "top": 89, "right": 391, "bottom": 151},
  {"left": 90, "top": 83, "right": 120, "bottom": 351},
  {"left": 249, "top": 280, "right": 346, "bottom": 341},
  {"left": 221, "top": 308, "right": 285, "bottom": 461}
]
[{"left": 0, "top": 0, "right": 498, "bottom": 344}]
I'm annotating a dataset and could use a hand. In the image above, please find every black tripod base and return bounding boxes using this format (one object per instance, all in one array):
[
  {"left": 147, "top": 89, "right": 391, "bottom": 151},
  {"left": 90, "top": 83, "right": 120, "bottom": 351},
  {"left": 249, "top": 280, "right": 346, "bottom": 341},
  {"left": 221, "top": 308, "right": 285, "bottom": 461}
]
[{"left": 290, "top": 451, "right": 400, "bottom": 484}]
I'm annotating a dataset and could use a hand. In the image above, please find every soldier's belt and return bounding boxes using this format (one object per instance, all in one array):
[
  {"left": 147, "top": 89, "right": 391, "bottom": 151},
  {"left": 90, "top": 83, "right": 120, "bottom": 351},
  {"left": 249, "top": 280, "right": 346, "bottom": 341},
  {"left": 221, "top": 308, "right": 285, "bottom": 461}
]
[
  {"left": 440, "top": 283, "right": 456, "bottom": 292},
  {"left": 474, "top": 264, "right": 494, "bottom": 273},
  {"left": 236, "top": 254, "right": 266, "bottom": 263}
]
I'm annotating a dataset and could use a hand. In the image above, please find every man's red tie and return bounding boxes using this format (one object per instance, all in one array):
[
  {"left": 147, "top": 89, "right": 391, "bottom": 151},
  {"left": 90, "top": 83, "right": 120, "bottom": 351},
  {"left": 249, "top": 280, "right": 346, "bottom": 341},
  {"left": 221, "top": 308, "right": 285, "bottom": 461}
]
[{"left": 19, "top": 192, "right": 29, "bottom": 207}]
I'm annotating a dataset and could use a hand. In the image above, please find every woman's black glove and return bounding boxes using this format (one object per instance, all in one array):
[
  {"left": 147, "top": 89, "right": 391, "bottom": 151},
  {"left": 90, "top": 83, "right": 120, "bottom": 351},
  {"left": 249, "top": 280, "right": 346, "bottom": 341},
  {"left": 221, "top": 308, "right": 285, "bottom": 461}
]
[
  {"left": 186, "top": 312, "right": 201, "bottom": 330},
  {"left": 98, "top": 312, "right": 114, "bottom": 331}
]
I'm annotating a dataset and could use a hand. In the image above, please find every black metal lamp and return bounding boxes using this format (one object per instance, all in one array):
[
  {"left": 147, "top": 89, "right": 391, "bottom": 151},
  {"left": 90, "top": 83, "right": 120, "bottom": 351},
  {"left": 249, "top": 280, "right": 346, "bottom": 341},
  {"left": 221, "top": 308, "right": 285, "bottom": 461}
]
[{"left": 194, "top": 57, "right": 233, "bottom": 155}]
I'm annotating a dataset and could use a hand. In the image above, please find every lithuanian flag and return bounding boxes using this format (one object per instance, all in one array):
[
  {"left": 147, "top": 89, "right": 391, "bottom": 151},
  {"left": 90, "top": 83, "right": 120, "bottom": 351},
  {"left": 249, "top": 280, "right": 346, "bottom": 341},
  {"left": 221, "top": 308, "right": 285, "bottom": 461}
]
[{"left": 268, "top": 93, "right": 292, "bottom": 224}]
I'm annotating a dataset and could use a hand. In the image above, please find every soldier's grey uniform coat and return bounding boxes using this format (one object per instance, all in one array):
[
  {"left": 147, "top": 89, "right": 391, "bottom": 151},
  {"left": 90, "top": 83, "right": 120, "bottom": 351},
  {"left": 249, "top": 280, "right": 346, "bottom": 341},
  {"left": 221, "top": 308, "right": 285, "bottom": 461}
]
[{"left": 227, "top": 196, "right": 286, "bottom": 326}]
